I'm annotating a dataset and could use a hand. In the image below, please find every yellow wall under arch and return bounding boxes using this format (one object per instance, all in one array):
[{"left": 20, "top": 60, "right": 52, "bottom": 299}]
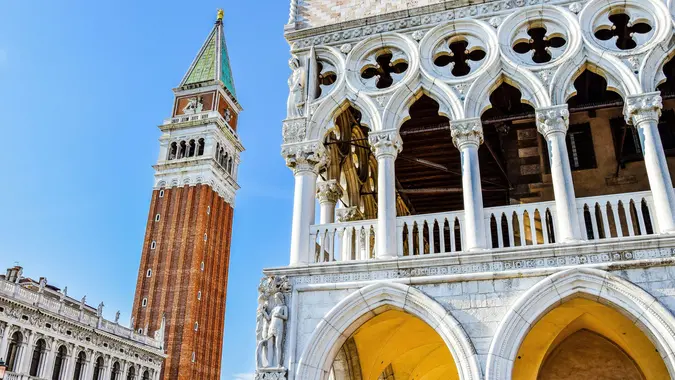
[
  {"left": 512, "top": 297, "right": 668, "bottom": 379},
  {"left": 333, "top": 309, "right": 459, "bottom": 380}
]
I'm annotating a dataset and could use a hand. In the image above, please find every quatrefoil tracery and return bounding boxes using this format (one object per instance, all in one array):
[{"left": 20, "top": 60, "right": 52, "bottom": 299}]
[
  {"left": 593, "top": 12, "right": 652, "bottom": 50},
  {"left": 513, "top": 27, "right": 567, "bottom": 64},
  {"left": 433, "top": 38, "right": 487, "bottom": 77},
  {"left": 360, "top": 49, "right": 409, "bottom": 89},
  {"left": 316, "top": 60, "right": 338, "bottom": 98}
]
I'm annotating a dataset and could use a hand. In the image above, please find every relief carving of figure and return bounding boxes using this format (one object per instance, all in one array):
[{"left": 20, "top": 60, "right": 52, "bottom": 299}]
[
  {"left": 256, "top": 298, "right": 271, "bottom": 368},
  {"left": 287, "top": 57, "right": 306, "bottom": 118},
  {"left": 183, "top": 96, "right": 204, "bottom": 114},
  {"left": 256, "top": 276, "right": 291, "bottom": 371},
  {"left": 268, "top": 293, "right": 288, "bottom": 368}
]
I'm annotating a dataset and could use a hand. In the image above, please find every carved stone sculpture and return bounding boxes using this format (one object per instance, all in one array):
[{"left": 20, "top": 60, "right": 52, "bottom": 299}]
[
  {"left": 183, "top": 96, "right": 204, "bottom": 114},
  {"left": 256, "top": 276, "right": 291, "bottom": 379},
  {"left": 287, "top": 57, "right": 306, "bottom": 118}
]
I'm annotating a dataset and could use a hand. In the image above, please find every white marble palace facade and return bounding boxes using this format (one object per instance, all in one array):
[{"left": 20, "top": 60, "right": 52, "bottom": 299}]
[
  {"left": 255, "top": 0, "right": 675, "bottom": 379},
  {"left": 0, "top": 267, "right": 164, "bottom": 380}
]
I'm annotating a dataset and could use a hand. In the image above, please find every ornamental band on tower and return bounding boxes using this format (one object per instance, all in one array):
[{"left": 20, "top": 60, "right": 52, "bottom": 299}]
[{"left": 262, "top": 0, "right": 675, "bottom": 379}]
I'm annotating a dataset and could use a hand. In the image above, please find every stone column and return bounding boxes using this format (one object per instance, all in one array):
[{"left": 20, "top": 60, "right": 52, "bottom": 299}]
[
  {"left": 317, "top": 180, "right": 343, "bottom": 224},
  {"left": 536, "top": 105, "right": 582, "bottom": 241},
  {"left": 18, "top": 330, "right": 33, "bottom": 374},
  {"left": 0, "top": 322, "right": 12, "bottom": 362},
  {"left": 450, "top": 118, "right": 486, "bottom": 251},
  {"left": 101, "top": 356, "right": 112, "bottom": 380},
  {"left": 64, "top": 344, "right": 77, "bottom": 380},
  {"left": 625, "top": 93, "right": 675, "bottom": 233},
  {"left": 83, "top": 350, "right": 95, "bottom": 380},
  {"left": 39, "top": 338, "right": 57, "bottom": 379},
  {"left": 283, "top": 142, "right": 327, "bottom": 265},
  {"left": 369, "top": 130, "right": 403, "bottom": 259}
]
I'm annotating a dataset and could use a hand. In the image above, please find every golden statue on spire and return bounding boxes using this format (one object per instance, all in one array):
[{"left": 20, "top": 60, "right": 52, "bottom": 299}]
[{"left": 217, "top": 9, "right": 224, "bottom": 21}]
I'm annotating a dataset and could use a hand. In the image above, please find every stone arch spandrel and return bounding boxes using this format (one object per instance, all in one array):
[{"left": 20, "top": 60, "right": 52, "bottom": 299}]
[
  {"left": 382, "top": 76, "right": 464, "bottom": 130},
  {"left": 295, "top": 282, "right": 482, "bottom": 380},
  {"left": 463, "top": 65, "right": 551, "bottom": 119},
  {"left": 485, "top": 267, "right": 675, "bottom": 380},
  {"left": 550, "top": 50, "right": 640, "bottom": 104},
  {"left": 641, "top": 40, "right": 675, "bottom": 93},
  {"left": 308, "top": 92, "right": 382, "bottom": 140}
]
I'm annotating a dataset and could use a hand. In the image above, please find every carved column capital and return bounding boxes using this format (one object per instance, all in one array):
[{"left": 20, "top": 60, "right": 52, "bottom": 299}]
[
  {"left": 450, "top": 118, "right": 483, "bottom": 149},
  {"left": 625, "top": 92, "right": 662, "bottom": 126},
  {"left": 536, "top": 105, "right": 569, "bottom": 138},
  {"left": 281, "top": 117, "right": 307, "bottom": 144},
  {"left": 282, "top": 141, "right": 328, "bottom": 175},
  {"left": 336, "top": 206, "right": 364, "bottom": 222},
  {"left": 316, "top": 180, "right": 343, "bottom": 205},
  {"left": 368, "top": 130, "right": 402, "bottom": 159}
]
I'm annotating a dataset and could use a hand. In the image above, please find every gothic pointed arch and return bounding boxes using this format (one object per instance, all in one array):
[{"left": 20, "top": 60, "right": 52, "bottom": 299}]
[
  {"left": 551, "top": 50, "right": 640, "bottom": 104},
  {"left": 485, "top": 267, "right": 675, "bottom": 379},
  {"left": 296, "top": 282, "right": 482, "bottom": 380},
  {"left": 308, "top": 94, "right": 381, "bottom": 140},
  {"left": 464, "top": 65, "right": 550, "bottom": 119},
  {"left": 382, "top": 76, "right": 463, "bottom": 131}
]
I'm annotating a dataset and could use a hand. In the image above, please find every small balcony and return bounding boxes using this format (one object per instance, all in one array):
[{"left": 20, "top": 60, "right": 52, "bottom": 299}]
[{"left": 309, "top": 190, "right": 656, "bottom": 264}]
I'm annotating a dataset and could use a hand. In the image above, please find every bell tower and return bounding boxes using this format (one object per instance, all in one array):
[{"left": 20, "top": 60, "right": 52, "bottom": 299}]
[{"left": 131, "top": 10, "right": 243, "bottom": 380}]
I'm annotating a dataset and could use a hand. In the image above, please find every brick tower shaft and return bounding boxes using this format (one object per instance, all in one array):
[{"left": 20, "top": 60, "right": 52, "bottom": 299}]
[{"left": 131, "top": 10, "right": 243, "bottom": 380}]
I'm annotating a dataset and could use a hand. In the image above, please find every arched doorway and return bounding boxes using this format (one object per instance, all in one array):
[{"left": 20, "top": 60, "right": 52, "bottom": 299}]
[
  {"left": 52, "top": 345, "right": 68, "bottom": 380},
  {"left": 329, "top": 309, "right": 459, "bottom": 380},
  {"left": 513, "top": 297, "right": 666, "bottom": 379},
  {"left": 92, "top": 356, "right": 105, "bottom": 380},
  {"left": 6, "top": 331, "right": 23, "bottom": 372},
  {"left": 486, "top": 268, "right": 675, "bottom": 380},
  {"left": 297, "top": 282, "right": 481, "bottom": 380},
  {"left": 29, "top": 338, "right": 46, "bottom": 376}
]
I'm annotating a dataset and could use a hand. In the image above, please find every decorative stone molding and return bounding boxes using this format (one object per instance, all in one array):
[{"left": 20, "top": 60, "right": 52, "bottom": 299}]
[
  {"left": 154, "top": 168, "right": 238, "bottom": 207},
  {"left": 256, "top": 368, "right": 287, "bottom": 380},
  {"left": 282, "top": 141, "right": 328, "bottom": 175},
  {"left": 282, "top": 118, "right": 307, "bottom": 144},
  {"left": 624, "top": 92, "right": 663, "bottom": 126},
  {"left": 336, "top": 206, "right": 364, "bottom": 223},
  {"left": 368, "top": 130, "right": 402, "bottom": 159},
  {"left": 316, "top": 180, "right": 343, "bottom": 205},
  {"left": 536, "top": 105, "right": 570, "bottom": 138},
  {"left": 450, "top": 118, "right": 483, "bottom": 149}
]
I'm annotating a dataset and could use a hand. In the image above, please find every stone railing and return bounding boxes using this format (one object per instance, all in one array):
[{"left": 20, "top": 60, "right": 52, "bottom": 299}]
[
  {"left": 164, "top": 111, "right": 237, "bottom": 136},
  {"left": 4, "top": 372, "right": 45, "bottom": 380},
  {"left": 0, "top": 279, "right": 162, "bottom": 350},
  {"left": 307, "top": 190, "right": 658, "bottom": 264}
]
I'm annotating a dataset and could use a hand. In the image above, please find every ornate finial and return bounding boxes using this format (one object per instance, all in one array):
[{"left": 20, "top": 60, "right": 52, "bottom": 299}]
[{"left": 217, "top": 9, "right": 224, "bottom": 21}]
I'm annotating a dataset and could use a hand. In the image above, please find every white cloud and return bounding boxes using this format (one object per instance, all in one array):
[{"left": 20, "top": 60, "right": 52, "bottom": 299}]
[{"left": 232, "top": 373, "right": 255, "bottom": 380}]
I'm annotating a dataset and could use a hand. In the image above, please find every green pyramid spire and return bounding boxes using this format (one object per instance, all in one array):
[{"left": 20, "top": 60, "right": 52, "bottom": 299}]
[{"left": 180, "top": 11, "right": 237, "bottom": 100}]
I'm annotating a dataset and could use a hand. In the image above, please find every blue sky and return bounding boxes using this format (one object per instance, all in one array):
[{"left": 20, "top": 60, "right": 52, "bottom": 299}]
[{"left": 0, "top": 1, "right": 293, "bottom": 379}]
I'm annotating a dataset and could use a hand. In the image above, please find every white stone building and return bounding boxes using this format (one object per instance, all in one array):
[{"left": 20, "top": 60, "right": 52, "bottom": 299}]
[
  {"left": 255, "top": 0, "right": 675, "bottom": 379},
  {"left": 0, "top": 267, "right": 164, "bottom": 380}
]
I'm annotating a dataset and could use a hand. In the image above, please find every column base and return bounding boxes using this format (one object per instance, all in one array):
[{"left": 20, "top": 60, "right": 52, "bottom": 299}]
[{"left": 256, "top": 367, "right": 287, "bottom": 380}]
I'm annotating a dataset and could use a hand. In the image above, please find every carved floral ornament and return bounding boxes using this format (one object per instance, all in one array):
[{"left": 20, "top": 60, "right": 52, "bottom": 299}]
[
  {"left": 282, "top": 118, "right": 307, "bottom": 144},
  {"left": 450, "top": 118, "right": 484, "bottom": 148},
  {"left": 316, "top": 180, "right": 343, "bottom": 204},
  {"left": 536, "top": 105, "right": 570, "bottom": 137},
  {"left": 368, "top": 130, "right": 403, "bottom": 158},
  {"left": 624, "top": 92, "right": 663, "bottom": 125},
  {"left": 282, "top": 141, "right": 328, "bottom": 174}
]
